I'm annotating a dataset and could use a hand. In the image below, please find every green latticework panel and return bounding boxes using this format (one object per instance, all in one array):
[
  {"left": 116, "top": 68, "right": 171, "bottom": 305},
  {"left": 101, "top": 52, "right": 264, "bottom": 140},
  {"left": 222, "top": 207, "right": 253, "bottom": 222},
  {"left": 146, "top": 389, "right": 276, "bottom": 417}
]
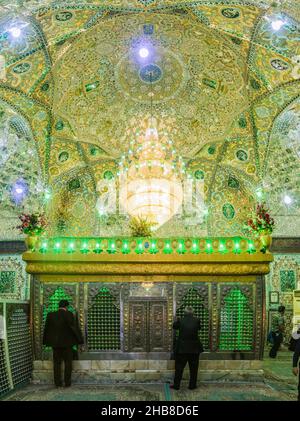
[
  {"left": 7, "top": 305, "right": 32, "bottom": 387},
  {"left": 280, "top": 270, "right": 296, "bottom": 292},
  {"left": 43, "top": 287, "right": 76, "bottom": 351},
  {"left": 43, "top": 287, "right": 75, "bottom": 321},
  {"left": 219, "top": 289, "right": 253, "bottom": 351},
  {"left": 176, "top": 288, "right": 209, "bottom": 350},
  {"left": 0, "top": 271, "right": 16, "bottom": 294},
  {"left": 88, "top": 287, "right": 120, "bottom": 351}
]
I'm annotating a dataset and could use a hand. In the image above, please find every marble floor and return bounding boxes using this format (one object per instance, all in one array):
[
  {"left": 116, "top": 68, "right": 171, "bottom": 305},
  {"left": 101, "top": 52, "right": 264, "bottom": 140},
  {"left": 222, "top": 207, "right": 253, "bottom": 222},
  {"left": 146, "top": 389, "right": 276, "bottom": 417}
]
[{"left": 2, "top": 357, "right": 298, "bottom": 402}]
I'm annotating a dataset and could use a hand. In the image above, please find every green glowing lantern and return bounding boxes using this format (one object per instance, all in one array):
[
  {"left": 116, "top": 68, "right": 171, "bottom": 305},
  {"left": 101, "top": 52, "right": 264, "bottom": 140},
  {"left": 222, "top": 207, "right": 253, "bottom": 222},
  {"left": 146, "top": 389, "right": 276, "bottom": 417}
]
[
  {"left": 247, "top": 242, "right": 255, "bottom": 254},
  {"left": 40, "top": 242, "right": 48, "bottom": 253},
  {"left": 191, "top": 241, "right": 200, "bottom": 254},
  {"left": 205, "top": 241, "right": 213, "bottom": 254},
  {"left": 163, "top": 241, "right": 172, "bottom": 254},
  {"left": 67, "top": 242, "right": 75, "bottom": 253},
  {"left": 149, "top": 240, "right": 158, "bottom": 254},
  {"left": 80, "top": 242, "right": 89, "bottom": 254},
  {"left": 54, "top": 241, "right": 61, "bottom": 253},
  {"left": 218, "top": 242, "right": 226, "bottom": 254},
  {"left": 233, "top": 241, "right": 241, "bottom": 254},
  {"left": 121, "top": 241, "right": 130, "bottom": 254},
  {"left": 93, "top": 242, "right": 102, "bottom": 254},
  {"left": 107, "top": 240, "right": 116, "bottom": 254},
  {"left": 135, "top": 240, "right": 144, "bottom": 254},
  {"left": 177, "top": 240, "right": 186, "bottom": 254}
]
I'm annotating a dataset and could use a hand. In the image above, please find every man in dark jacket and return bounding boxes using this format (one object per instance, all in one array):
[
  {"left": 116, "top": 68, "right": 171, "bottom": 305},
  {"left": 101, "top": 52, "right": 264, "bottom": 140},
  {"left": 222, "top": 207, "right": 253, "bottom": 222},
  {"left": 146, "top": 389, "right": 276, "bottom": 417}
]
[
  {"left": 43, "top": 300, "right": 83, "bottom": 387},
  {"left": 171, "top": 306, "right": 203, "bottom": 390},
  {"left": 292, "top": 335, "right": 300, "bottom": 401}
]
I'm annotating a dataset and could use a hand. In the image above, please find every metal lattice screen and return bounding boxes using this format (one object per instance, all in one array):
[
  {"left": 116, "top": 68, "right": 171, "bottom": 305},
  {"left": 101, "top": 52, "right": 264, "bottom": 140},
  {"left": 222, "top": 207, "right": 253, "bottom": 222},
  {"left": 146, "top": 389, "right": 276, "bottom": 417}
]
[
  {"left": 88, "top": 287, "right": 120, "bottom": 351},
  {"left": 42, "top": 287, "right": 75, "bottom": 320},
  {"left": 0, "top": 338, "right": 10, "bottom": 398},
  {"left": 176, "top": 288, "right": 209, "bottom": 350},
  {"left": 219, "top": 288, "right": 254, "bottom": 351},
  {"left": 0, "top": 303, "right": 10, "bottom": 398},
  {"left": 7, "top": 305, "right": 32, "bottom": 387}
]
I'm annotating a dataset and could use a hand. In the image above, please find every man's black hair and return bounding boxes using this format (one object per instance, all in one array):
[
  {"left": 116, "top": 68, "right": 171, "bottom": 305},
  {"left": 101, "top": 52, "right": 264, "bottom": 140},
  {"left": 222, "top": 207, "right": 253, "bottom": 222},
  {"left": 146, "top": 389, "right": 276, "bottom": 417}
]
[{"left": 59, "top": 299, "right": 69, "bottom": 308}]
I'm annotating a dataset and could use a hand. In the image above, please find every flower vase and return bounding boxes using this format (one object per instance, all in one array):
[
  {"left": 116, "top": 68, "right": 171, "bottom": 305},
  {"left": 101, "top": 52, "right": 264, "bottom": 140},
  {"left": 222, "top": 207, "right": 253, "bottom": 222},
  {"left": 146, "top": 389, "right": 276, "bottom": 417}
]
[
  {"left": 259, "top": 232, "right": 272, "bottom": 252},
  {"left": 25, "top": 234, "right": 38, "bottom": 251}
]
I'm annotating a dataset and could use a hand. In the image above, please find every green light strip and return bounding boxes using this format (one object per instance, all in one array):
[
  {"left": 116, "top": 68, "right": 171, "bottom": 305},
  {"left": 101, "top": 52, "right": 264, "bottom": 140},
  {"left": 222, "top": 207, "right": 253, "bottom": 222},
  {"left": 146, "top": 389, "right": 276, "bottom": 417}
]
[{"left": 34, "top": 237, "right": 260, "bottom": 255}]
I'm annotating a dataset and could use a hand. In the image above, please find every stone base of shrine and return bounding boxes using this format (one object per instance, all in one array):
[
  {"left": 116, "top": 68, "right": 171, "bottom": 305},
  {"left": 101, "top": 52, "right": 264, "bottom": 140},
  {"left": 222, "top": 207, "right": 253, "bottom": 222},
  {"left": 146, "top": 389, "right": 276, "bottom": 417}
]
[{"left": 32, "top": 360, "right": 264, "bottom": 384}]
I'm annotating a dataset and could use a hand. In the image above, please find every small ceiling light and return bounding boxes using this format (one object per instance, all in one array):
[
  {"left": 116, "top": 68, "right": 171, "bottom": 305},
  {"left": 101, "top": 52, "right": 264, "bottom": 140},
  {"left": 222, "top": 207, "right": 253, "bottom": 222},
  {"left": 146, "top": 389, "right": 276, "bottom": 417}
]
[
  {"left": 256, "top": 189, "right": 263, "bottom": 199},
  {"left": 9, "top": 27, "right": 21, "bottom": 38},
  {"left": 11, "top": 179, "right": 28, "bottom": 204},
  {"left": 44, "top": 188, "right": 51, "bottom": 201},
  {"left": 283, "top": 194, "right": 293, "bottom": 205},
  {"left": 139, "top": 47, "right": 149, "bottom": 58},
  {"left": 271, "top": 20, "right": 284, "bottom": 31}
]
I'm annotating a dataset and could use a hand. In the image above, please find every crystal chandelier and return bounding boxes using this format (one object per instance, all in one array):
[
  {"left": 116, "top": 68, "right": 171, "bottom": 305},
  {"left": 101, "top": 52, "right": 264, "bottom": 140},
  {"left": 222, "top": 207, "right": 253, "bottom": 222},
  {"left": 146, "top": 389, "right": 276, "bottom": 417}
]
[{"left": 119, "top": 116, "right": 185, "bottom": 228}]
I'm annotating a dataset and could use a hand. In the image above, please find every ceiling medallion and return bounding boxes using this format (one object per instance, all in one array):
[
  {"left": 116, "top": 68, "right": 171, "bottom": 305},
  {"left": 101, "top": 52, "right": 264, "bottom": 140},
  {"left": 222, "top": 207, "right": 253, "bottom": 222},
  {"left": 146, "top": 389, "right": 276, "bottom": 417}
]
[{"left": 139, "top": 64, "right": 162, "bottom": 83}]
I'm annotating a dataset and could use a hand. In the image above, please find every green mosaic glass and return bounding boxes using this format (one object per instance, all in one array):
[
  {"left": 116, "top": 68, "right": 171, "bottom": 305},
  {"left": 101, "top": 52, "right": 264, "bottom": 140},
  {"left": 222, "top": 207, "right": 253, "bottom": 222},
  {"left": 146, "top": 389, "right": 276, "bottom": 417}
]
[
  {"left": 55, "top": 11, "right": 73, "bottom": 21},
  {"left": 219, "top": 289, "right": 253, "bottom": 351},
  {"left": 208, "top": 145, "right": 216, "bottom": 155},
  {"left": 103, "top": 170, "right": 114, "bottom": 180},
  {"left": 0, "top": 271, "right": 16, "bottom": 294},
  {"left": 203, "top": 78, "right": 217, "bottom": 89},
  {"left": 68, "top": 178, "right": 80, "bottom": 191},
  {"left": 221, "top": 8, "right": 240, "bottom": 18},
  {"left": 41, "top": 82, "right": 50, "bottom": 92},
  {"left": 280, "top": 270, "right": 296, "bottom": 292},
  {"left": 228, "top": 176, "right": 239, "bottom": 189},
  {"left": 194, "top": 170, "right": 204, "bottom": 180},
  {"left": 238, "top": 116, "right": 247, "bottom": 128},
  {"left": 90, "top": 146, "right": 100, "bottom": 156},
  {"left": 55, "top": 120, "right": 64, "bottom": 131},
  {"left": 87, "top": 288, "right": 120, "bottom": 351},
  {"left": 236, "top": 149, "right": 248, "bottom": 161},
  {"left": 58, "top": 151, "right": 69, "bottom": 163},
  {"left": 231, "top": 36, "right": 242, "bottom": 45},
  {"left": 222, "top": 203, "right": 235, "bottom": 219},
  {"left": 85, "top": 81, "right": 100, "bottom": 92},
  {"left": 176, "top": 288, "right": 209, "bottom": 350},
  {"left": 13, "top": 63, "right": 30, "bottom": 74},
  {"left": 250, "top": 78, "right": 260, "bottom": 90}
]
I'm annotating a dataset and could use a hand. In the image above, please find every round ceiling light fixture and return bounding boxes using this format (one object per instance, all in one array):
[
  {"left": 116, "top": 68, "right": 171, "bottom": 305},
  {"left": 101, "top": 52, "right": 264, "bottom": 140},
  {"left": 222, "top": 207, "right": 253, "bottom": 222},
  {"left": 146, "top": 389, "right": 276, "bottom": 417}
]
[
  {"left": 271, "top": 19, "right": 284, "bottom": 31},
  {"left": 11, "top": 179, "right": 28, "bottom": 204},
  {"left": 139, "top": 47, "right": 149, "bottom": 58},
  {"left": 9, "top": 27, "right": 22, "bottom": 38},
  {"left": 283, "top": 194, "right": 293, "bottom": 206}
]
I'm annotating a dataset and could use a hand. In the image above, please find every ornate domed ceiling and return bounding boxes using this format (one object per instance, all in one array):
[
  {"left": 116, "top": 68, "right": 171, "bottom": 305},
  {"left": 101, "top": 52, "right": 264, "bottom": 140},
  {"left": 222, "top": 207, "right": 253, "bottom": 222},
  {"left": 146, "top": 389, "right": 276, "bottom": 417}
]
[{"left": 0, "top": 0, "right": 299, "bottom": 237}]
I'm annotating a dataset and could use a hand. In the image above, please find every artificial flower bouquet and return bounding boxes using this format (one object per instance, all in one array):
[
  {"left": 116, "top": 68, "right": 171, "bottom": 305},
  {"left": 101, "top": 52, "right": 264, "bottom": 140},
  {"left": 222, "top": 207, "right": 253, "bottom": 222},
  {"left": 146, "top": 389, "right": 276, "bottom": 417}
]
[{"left": 17, "top": 212, "right": 47, "bottom": 235}]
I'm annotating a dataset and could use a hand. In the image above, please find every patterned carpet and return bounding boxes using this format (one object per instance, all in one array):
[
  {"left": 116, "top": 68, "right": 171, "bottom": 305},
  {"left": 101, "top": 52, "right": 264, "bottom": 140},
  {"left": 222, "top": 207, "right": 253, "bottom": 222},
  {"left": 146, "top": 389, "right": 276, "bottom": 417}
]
[
  {"left": 2, "top": 380, "right": 297, "bottom": 401},
  {"left": 3, "top": 384, "right": 165, "bottom": 401}
]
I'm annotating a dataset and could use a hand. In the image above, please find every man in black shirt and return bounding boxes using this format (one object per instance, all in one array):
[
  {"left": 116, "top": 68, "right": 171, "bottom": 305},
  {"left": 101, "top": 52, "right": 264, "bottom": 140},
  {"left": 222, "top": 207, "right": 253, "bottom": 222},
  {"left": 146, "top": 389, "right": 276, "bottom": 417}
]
[
  {"left": 43, "top": 300, "right": 83, "bottom": 387},
  {"left": 292, "top": 335, "right": 300, "bottom": 401},
  {"left": 171, "top": 307, "right": 203, "bottom": 390}
]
